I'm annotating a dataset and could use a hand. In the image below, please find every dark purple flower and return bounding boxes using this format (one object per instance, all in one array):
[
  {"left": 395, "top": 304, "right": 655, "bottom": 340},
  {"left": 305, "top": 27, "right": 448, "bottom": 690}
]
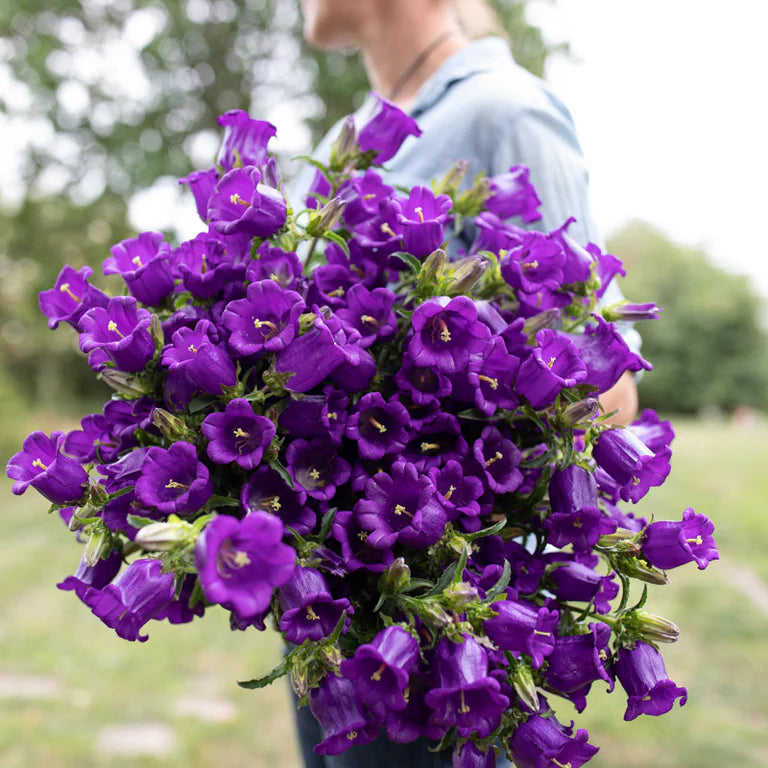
[
  {"left": 509, "top": 712, "right": 599, "bottom": 768},
  {"left": 78, "top": 296, "right": 155, "bottom": 372},
  {"left": 483, "top": 599, "right": 559, "bottom": 669},
  {"left": 285, "top": 438, "right": 351, "bottom": 501},
  {"left": 569, "top": 315, "right": 652, "bottom": 394},
  {"left": 549, "top": 562, "right": 619, "bottom": 614},
  {"left": 395, "top": 360, "right": 452, "bottom": 405},
  {"left": 392, "top": 186, "right": 452, "bottom": 258},
  {"left": 428, "top": 460, "right": 484, "bottom": 521},
  {"left": 179, "top": 167, "right": 218, "bottom": 221},
  {"left": 629, "top": 409, "right": 675, "bottom": 454},
  {"left": 543, "top": 622, "right": 614, "bottom": 712},
  {"left": 424, "top": 636, "right": 509, "bottom": 738},
  {"left": 309, "top": 673, "right": 379, "bottom": 755},
  {"left": 615, "top": 640, "right": 687, "bottom": 721},
  {"left": 241, "top": 466, "right": 316, "bottom": 536},
  {"left": 453, "top": 741, "right": 497, "bottom": 768},
  {"left": 340, "top": 169, "right": 394, "bottom": 226},
  {"left": 515, "top": 329, "right": 587, "bottom": 409},
  {"left": 222, "top": 279, "right": 305, "bottom": 357},
  {"left": 357, "top": 93, "right": 422, "bottom": 163},
  {"left": 501, "top": 231, "right": 565, "bottom": 294},
  {"left": 63, "top": 413, "right": 121, "bottom": 464},
  {"left": 275, "top": 321, "right": 345, "bottom": 393},
  {"left": 216, "top": 110, "right": 276, "bottom": 171},
  {"left": 245, "top": 242, "right": 303, "bottom": 290},
  {"left": 335, "top": 284, "right": 397, "bottom": 348},
  {"left": 135, "top": 441, "right": 212, "bottom": 515},
  {"left": 278, "top": 566, "right": 351, "bottom": 644},
  {"left": 103, "top": 231, "right": 174, "bottom": 306},
  {"left": 345, "top": 392, "right": 410, "bottom": 460},
  {"left": 466, "top": 337, "right": 520, "bottom": 415},
  {"left": 485, "top": 164, "right": 541, "bottom": 223},
  {"left": 340, "top": 626, "right": 418, "bottom": 720},
  {"left": 592, "top": 428, "right": 672, "bottom": 504},
  {"left": 470, "top": 212, "right": 525, "bottom": 256},
  {"left": 174, "top": 233, "right": 244, "bottom": 299},
  {"left": 352, "top": 199, "right": 404, "bottom": 260},
  {"left": 403, "top": 412, "right": 468, "bottom": 471},
  {"left": 472, "top": 426, "right": 523, "bottom": 494},
  {"left": 201, "top": 398, "right": 276, "bottom": 469},
  {"left": 545, "top": 465, "right": 615, "bottom": 551},
  {"left": 641, "top": 508, "right": 718, "bottom": 570},
  {"left": 305, "top": 168, "right": 332, "bottom": 210},
  {"left": 161, "top": 319, "right": 237, "bottom": 398},
  {"left": 38, "top": 264, "right": 109, "bottom": 330},
  {"left": 154, "top": 574, "right": 206, "bottom": 625},
  {"left": 58, "top": 549, "right": 123, "bottom": 601},
  {"left": 408, "top": 296, "right": 491, "bottom": 374},
  {"left": 603, "top": 301, "right": 662, "bottom": 322},
  {"left": 548, "top": 217, "right": 595, "bottom": 284},
  {"left": 207, "top": 165, "right": 287, "bottom": 238},
  {"left": 82, "top": 558, "right": 175, "bottom": 642},
  {"left": 590, "top": 242, "right": 625, "bottom": 298},
  {"left": 355, "top": 461, "right": 445, "bottom": 550},
  {"left": 332, "top": 509, "right": 394, "bottom": 573},
  {"left": 195, "top": 511, "right": 296, "bottom": 619},
  {"left": 7, "top": 430, "right": 88, "bottom": 504}
]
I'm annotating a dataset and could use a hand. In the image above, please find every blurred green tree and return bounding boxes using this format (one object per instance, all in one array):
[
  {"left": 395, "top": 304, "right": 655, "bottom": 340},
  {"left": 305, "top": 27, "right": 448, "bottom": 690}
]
[{"left": 609, "top": 221, "right": 768, "bottom": 414}]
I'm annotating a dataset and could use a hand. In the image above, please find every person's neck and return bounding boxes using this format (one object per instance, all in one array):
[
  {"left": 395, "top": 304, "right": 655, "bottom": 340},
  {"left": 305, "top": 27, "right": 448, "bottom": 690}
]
[{"left": 357, "top": 8, "right": 468, "bottom": 111}]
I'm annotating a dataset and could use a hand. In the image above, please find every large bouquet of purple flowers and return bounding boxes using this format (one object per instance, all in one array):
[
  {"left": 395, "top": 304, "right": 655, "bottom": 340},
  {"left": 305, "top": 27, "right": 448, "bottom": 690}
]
[{"left": 7, "top": 98, "right": 718, "bottom": 767}]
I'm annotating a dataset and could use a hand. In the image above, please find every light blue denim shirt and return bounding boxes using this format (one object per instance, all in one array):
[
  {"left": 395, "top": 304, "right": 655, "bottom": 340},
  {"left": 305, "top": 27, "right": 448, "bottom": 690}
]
[{"left": 291, "top": 35, "right": 641, "bottom": 352}]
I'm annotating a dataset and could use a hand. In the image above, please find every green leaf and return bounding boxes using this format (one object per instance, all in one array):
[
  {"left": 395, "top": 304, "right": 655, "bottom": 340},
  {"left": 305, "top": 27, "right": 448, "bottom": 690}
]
[
  {"left": 106, "top": 485, "right": 135, "bottom": 501},
  {"left": 464, "top": 518, "right": 507, "bottom": 542},
  {"left": 207, "top": 495, "right": 241, "bottom": 508},
  {"left": 268, "top": 457, "right": 295, "bottom": 490},
  {"left": 390, "top": 251, "right": 422, "bottom": 274},
  {"left": 318, "top": 507, "right": 338, "bottom": 541},
  {"left": 484, "top": 559, "right": 512, "bottom": 603},
  {"left": 127, "top": 514, "right": 158, "bottom": 528},
  {"left": 324, "top": 230, "right": 350, "bottom": 258},
  {"left": 237, "top": 659, "right": 289, "bottom": 690},
  {"left": 188, "top": 395, "right": 217, "bottom": 414},
  {"left": 329, "top": 609, "right": 348, "bottom": 643}
]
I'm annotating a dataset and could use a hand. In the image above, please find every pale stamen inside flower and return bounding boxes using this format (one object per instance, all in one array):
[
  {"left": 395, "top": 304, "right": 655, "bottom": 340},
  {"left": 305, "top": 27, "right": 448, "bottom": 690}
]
[
  {"left": 420, "top": 442, "right": 440, "bottom": 453},
  {"left": 393, "top": 504, "right": 413, "bottom": 518},
  {"left": 686, "top": 535, "right": 703, "bottom": 545},
  {"left": 485, "top": 451, "right": 503, "bottom": 467},
  {"left": 305, "top": 604, "right": 320, "bottom": 621},
  {"left": 368, "top": 417, "right": 387, "bottom": 434},
  {"left": 414, "top": 206, "right": 425, "bottom": 223},
  {"left": 188, "top": 344, "right": 198, "bottom": 354},
  {"left": 357, "top": 531, "right": 369, "bottom": 542},
  {"left": 107, "top": 320, "right": 125, "bottom": 338},
  {"left": 216, "top": 545, "right": 251, "bottom": 578},
  {"left": 346, "top": 731, "right": 358, "bottom": 741},
  {"left": 533, "top": 629, "right": 551, "bottom": 636},
  {"left": 444, "top": 484, "right": 456, "bottom": 501},
  {"left": 229, "top": 193, "right": 250, "bottom": 207},
  {"left": 200, "top": 254, "right": 208, "bottom": 274},
  {"left": 309, "top": 468, "right": 321, "bottom": 480},
  {"left": 233, "top": 427, "right": 250, "bottom": 453},
  {"left": 326, "top": 412, "right": 337, "bottom": 420},
  {"left": 32, "top": 458, "right": 48, "bottom": 471},
  {"left": 599, "top": 649, "right": 608, "bottom": 661},
  {"left": 478, "top": 374, "right": 498, "bottom": 390},
  {"left": 573, "top": 517, "right": 583, "bottom": 528},
  {"left": 360, "top": 314, "right": 379, "bottom": 327},
  {"left": 350, "top": 264, "right": 365, "bottom": 277},
  {"left": 436, "top": 318, "right": 451, "bottom": 342},
  {"left": 457, "top": 689, "right": 470, "bottom": 714},
  {"left": 631, "top": 476, "right": 641, "bottom": 486},
  {"left": 522, "top": 259, "right": 539, "bottom": 270},
  {"left": 370, "top": 662, "right": 387, "bottom": 681},
  {"left": 380, "top": 222, "right": 397, "bottom": 238},
  {"left": 362, "top": 193, "right": 376, "bottom": 200},
  {"left": 327, "top": 286, "right": 345, "bottom": 298},
  {"left": 132, "top": 256, "right": 143, "bottom": 268},
  {"left": 552, "top": 760, "right": 572, "bottom": 768},
  {"left": 253, "top": 318, "right": 278, "bottom": 340},
  {"left": 165, "top": 479, "right": 189, "bottom": 490},
  {"left": 547, "top": 356, "right": 557, "bottom": 369},
  {"left": 261, "top": 495, "right": 281, "bottom": 512},
  {"left": 59, "top": 283, "right": 81, "bottom": 303}
]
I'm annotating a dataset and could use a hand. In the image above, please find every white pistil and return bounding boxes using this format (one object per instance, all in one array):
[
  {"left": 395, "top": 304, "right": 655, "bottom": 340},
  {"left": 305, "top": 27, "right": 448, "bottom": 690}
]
[
  {"left": 132, "top": 256, "right": 143, "bottom": 268},
  {"left": 414, "top": 206, "right": 425, "bottom": 223},
  {"left": 32, "top": 458, "right": 48, "bottom": 471},
  {"left": 522, "top": 260, "right": 539, "bottom": 270},
  {"left": 326, "top": 412, "right": 337, "bottom": 420},
  {"left": 533, "top": 629, "right": 550, "bottom": 637},
  {"left": 478, "top": 374, "right": 498, "bottom": 390},
  {"left": 305, "top": 604, "right": 320, "bottom": 621},
  {"left": 360, "top": 314, "right": 379, "bottom": 327},
  {"left": 552, "top": 760, "right": 572, "bottom": 768},
  {"left": 229, "top": 192, "right": 250, "bottom": 207},
  {"left": 444, "top": 484, "right": 456, "bottom": 501},
  {"left": 188, "top": 344, "right": 198, "bottom": 354},
  {"left": 370, "top": 662, "right": 387, "bottom": 682},
  {"left": 393, "top": 504, "right": 413, "bottom": 518},
  {"left": 165, "top": 479, "right": 189, "bottom": 490},
  {"left": 420, "top": 442, "right": 440, "bottom": 453},
  {"left": 547, "top": 356, "right": 556, "bottom": 369},
  {"left": 369, "top": 417, "right": 387, "bottom": 434},
  {"left": 485, "top": 451, "right": 503, "bottom": 467},
  {"left": 107, "top": 320, "right": 125, "bottom": 338},
  {"left": 457, "top": 689, "right": 470, "bottom": 714},
  {"left": 380, "top": 222, "right": 397, "bottom": 238},
  {"left": 59, "top": 283, "right": 81, "bottom": 303},
  {"left": 686, "top": 535, "right": 703, "bottom": 545}
]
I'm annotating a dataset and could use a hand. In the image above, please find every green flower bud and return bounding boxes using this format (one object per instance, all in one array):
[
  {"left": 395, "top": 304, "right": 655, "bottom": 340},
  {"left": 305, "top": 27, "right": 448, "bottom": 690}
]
[
  {"left": 561, "top": 397, "right": 600, "bottom": 426},
  {"left": 328, "top": 115, "right": 357, "bottom": 171},
  {"left": 383, "top": 557, "right": 411, "bottom": 592},
  {"left": 150, "top": 313, "right": 165, "bottom": 350},
  {"left": 418, "top": 248, "right": 447, "bottom": 284},
  {"left": 623, "top": 609, "right": 680, "bottom": 644},
  {"left": 523, "top": 308, "right": 561, "bottom": 335},
  {"left": 444, "top": 582, "right": 480, "bottom": 611},
  {"left": 152, "top": 408, "right": 190, "bottom": 441},
  {"left": 433, "top": 160, "right": 469, "bottom": 197},
  {"left": 618, "top": 556, "right": 669, "bottom": 586},
  {"left": 448, "top": 257, "right": 488, "bottom": 295},
  {"left": 419, "top": 601, "right": 452, "bottom": 629},
  {"left": 135, "top": 520, "right": 193, "bottom": 552},
  {"left": 100, "top": 369, "right": 148, "bottom": 397},
  {"left": 84, "top": 528, "right": 110, "bottom": 567},
  {"left": 511, "top": 661, "right": 539, "bottom": 712},
  {"left": 306, "top": 197, "right": 346, "bottom": 237}
]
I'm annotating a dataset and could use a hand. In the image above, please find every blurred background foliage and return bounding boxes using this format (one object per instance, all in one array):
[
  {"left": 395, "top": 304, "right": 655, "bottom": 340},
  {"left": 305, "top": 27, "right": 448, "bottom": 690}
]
[{"left": 0, "top": 0, "right": 766, "bottom": 444}]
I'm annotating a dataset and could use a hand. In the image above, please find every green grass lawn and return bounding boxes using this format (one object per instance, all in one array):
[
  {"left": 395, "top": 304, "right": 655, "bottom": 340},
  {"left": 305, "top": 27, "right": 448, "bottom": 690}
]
[{"left": 2, "top": 418, "right": 767, "bottom": 766}]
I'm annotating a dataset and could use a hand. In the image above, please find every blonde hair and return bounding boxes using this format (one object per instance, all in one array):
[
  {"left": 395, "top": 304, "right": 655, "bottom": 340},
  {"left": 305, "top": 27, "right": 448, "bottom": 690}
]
[{"left": 452, "top": 0, "right": 508, "bottom": 41}]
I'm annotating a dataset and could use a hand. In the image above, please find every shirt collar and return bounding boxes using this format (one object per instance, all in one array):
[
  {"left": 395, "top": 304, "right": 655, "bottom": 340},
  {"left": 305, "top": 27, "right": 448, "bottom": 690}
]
[{"left": 410, "top": 36, "right": 513, "bottom": 116}]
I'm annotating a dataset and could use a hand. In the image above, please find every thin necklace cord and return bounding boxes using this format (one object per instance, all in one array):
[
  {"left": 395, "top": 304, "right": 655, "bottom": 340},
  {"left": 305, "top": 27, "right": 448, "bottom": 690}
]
[{"left": 387, "top": 29, "right": 456, "bottom": 102}]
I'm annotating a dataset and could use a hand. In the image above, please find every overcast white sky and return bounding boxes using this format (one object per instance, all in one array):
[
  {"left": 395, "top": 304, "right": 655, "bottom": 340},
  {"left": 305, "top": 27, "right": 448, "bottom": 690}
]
[{"left": 531, "top": 0, "right": 768, "bottom": 300}]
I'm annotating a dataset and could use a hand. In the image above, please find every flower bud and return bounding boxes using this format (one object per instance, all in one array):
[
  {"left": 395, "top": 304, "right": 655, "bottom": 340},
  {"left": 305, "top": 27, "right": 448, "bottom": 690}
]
[
  {"left": 84, "top": 528, "right": 110, "bottom": 567},
  {"left": 561, "top": 397, "right": 600, "bottom": 426},
  {"left": 329, "top": 115, "right": 357, "bottom": 171},
  {"left": 602, "top": 301, "right": 662, "bottom": 323},
  {"left": 418, "top": 248, "right": 447, "bottom": 284},
  {"left": 449, "top": 257, "right": 488, "bottom": 295},
  {"left": 419, "top": 601, "right": 452, "bottom": 629},
  {"left": 383, "top": 557, "right": 411, "bottom": 592},
  {"left": 100, "top": 369, "right": 148, "bottom": 397},
  {"left": 454, "top": 176, "right": 491, "bottom": 217},
  {"left": 135, "top": 520, "right": 192, "bottom": 552},
  {"left": 152, "top": 408, "right": 190, "bottom": 441},
  {"left": 511, "top": 661, "right": 539, "bottom": 711},
  {"left": 623, "top": 609, "right": 680, "bottom": 644},
  {"left": 89, "top": 482, "right": 109, "bottom": 507},
  {"left": 433, "top": 160, "right": 469, "bottom": 197},
  {"left": 319, "top": 645, "right": 343, "bottom": 670},
  {"left": 618, "top": 556, "right": 669, "bottom": 586},
  {"left": 444, "top": 581, "right": 480, "bottom": 611},
  {"left": 306, "top": 197, "right": 346, "bottom": 236},
  {"left": 150, "top": 313, "right": 165, "bottom": 350},
  {"left": 523, "top": 309, "right": 561, "bottom": 335},
  {"left": 290, "top": 664, "right": 309, "bottom": 698}
]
